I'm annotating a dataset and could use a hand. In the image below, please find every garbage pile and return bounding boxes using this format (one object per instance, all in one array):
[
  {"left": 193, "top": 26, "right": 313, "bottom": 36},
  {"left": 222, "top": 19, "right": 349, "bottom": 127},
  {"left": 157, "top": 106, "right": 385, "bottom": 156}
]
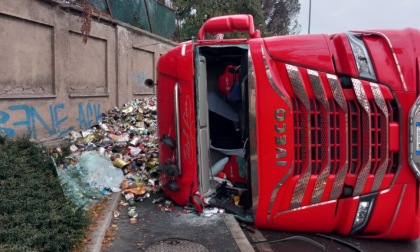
[{"left": 52, "top": 97, "right": 161, "bottom": 213}]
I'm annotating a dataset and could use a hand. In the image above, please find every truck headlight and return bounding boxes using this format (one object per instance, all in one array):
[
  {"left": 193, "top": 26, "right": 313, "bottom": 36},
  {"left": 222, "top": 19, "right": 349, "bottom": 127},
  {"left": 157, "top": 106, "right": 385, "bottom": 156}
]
[
  {"left": 354, "top": 201, "right": 370, "bottom": 226},
  {"left": 351, "top": 192, "right": 377, "bottom": 235},
  {"left": 347, "top": 33, "right": 377, "bottom": 81}
]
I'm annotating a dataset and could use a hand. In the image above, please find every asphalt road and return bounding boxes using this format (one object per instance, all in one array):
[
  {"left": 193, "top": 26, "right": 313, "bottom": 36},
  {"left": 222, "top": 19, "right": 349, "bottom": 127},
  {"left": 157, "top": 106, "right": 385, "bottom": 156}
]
[
  {"left": 104, "top": 192, "right": 242, "bottom": 252},
  {"left": 244, "top": 228, "right": 420, "bottom": 252}
]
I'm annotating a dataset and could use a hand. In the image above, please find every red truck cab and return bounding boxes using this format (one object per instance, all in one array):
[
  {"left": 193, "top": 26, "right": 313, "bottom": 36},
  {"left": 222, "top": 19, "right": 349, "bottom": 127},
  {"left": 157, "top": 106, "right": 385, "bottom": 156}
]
[{"left": 154, "top": 15, "right": 420, "bottom": 239}]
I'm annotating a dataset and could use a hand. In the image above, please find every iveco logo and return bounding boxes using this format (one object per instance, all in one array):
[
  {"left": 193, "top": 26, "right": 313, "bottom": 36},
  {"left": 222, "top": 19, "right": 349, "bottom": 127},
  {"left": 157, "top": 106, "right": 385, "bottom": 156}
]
[{"left": 275, "top": 108, "right": 287, "bottom": 166}]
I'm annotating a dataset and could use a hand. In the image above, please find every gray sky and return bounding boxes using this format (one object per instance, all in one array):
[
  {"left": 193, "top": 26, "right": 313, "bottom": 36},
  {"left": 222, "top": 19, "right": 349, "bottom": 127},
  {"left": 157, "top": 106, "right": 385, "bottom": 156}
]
[{"left": 297, "top": 0, "right": 420, "bottom": 35}]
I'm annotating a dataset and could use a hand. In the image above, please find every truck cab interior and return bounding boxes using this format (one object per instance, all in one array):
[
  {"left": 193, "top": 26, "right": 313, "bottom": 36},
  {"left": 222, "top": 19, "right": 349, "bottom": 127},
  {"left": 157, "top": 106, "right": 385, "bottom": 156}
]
[{"left": 194, "top": 45, "right": 252, "bottom": 217}]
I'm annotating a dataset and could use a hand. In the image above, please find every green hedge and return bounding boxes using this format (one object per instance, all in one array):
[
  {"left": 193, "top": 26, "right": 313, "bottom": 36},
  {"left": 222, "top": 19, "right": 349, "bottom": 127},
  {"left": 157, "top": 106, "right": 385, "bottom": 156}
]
[{"left": 0, "top": 137, "right": 91, "bottom": 252}]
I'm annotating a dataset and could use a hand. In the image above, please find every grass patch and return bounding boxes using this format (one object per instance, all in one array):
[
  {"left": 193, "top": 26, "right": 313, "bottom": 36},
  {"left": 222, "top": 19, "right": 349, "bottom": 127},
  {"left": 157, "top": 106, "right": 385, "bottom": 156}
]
[{"left": 0, "top": 136, "right": 91, "bottom": 251}]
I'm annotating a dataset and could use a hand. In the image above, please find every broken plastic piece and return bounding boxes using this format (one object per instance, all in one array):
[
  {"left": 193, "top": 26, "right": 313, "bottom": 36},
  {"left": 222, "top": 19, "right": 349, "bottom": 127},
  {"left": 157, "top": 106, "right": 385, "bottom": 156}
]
[
  {"left": 192, "top": 194, "right": 205, "bottom": 215},
  {"left": 152, "top": 197, "right": 164, "bottom": 204},
  {"left": 211, "top": 157, "right": 229, "bottom": 176}
]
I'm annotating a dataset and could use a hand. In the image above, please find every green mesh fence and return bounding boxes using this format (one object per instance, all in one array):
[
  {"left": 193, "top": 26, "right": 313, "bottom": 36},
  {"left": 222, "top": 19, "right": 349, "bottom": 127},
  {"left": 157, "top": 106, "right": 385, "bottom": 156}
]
[
  {"left": 79, "top": 0, "right": 175, "bottom": 39},
  {"left": 108, "top": 0, "right": 150, "bottom": 31},
  {"left": 144, "top": 0, "right": 176, "bottom": 38}
]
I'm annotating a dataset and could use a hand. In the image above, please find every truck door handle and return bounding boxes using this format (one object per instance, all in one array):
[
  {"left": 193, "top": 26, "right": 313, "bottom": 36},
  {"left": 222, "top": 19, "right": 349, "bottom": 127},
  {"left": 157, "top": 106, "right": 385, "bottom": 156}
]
[{"left": 174, "top": 83, "right": 182, "bottom": 175}]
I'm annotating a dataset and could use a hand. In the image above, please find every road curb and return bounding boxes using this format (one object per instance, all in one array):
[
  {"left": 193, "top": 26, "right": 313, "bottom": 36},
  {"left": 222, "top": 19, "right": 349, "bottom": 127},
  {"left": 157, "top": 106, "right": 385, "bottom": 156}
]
[
  {"left": 85, "top": 192, "right": 121, "bottom": 252},
  {"left": 223, "top": 214, "right": 255, "bottom": 252}
]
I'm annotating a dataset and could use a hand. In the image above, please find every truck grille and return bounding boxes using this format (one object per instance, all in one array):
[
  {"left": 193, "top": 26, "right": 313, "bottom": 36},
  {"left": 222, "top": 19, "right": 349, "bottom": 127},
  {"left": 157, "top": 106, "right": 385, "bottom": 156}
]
[
  {"left": 347, "top": 97, "right": 394, "bottom": 176},
  {"left": 286, "top": 64, "right": 397, "bottom": 206},
  {"left": 329, "top": 99, "right": 344, "bottom": 175},
  {"left": 293, "top": 97, "right": 349, "bottom": 176},
  {"left": 292, "top": 98, "right": 333, "bottom": 176},
  {"left": 292, "top": 98, "right": 306, "bottom": 176}
]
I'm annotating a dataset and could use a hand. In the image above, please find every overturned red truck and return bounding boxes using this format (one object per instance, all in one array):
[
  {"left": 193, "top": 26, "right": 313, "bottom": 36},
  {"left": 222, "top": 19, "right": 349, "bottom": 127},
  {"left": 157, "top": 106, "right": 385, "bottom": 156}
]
[{"left": 152, "top": 15, "right": 420, "bottom": 239}]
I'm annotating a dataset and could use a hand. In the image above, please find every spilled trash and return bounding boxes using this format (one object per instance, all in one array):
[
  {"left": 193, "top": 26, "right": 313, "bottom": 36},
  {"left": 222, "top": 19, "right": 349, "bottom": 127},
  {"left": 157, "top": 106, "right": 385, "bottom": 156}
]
[
  {"left": 52, "top": 96, "right": 239, "bottom": 223},
  {"left": 52, "top": 97, "right": 162, "bottom": 214}
]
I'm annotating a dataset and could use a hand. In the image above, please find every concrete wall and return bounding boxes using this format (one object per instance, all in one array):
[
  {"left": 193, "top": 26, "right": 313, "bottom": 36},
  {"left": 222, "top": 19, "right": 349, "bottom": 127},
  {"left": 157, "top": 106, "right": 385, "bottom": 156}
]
[{"left": 0, "top": 0, "right": 176, "bottom": 142}]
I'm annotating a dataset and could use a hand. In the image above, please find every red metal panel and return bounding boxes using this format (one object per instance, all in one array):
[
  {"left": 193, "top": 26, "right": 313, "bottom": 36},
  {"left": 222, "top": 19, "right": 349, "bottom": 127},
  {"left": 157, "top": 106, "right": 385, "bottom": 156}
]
[
  {"left": 363, "top": 184, "right": 420, "bottom": 240},
  {"left": 359, "top": 29, "right": 420, "bottom": 92},
  {"left": 388, "top": 184, "right": 420, "bottom": 239},
  {"left": 329, "top": 33, "right": 359, "bottom": 77},
  {"left": 269, "top": 201, "right": 337, "bottom": 233},
  {"left": 394, "top": 91, "right": 417, "bottom": 185},
  {"left": 363, "top": 36, "right": 405, "bottom": 92},
  {"left": 248, "top": 39, "right": 296, "bottom": 225},
  {"left": 334, "top": 197, "right": 360, "bottom": 235},
  {"left": 263, "top": 34, "right": 335, "bottom": 73},
  {"left": 389, "top": 122, "right": 399, "bottom": 152},
  {"left": 363, "top": 184, "right": 404, "bottom": 237},
  {"left": 156, "top": 42, "right": 198, "bottom": 206}
]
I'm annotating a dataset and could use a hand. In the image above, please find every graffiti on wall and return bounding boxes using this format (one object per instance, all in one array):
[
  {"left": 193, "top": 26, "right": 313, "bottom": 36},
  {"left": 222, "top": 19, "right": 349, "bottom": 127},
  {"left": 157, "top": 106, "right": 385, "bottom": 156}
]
[{"left": 0, "top": 102, "right": 102, "bottom": 139}]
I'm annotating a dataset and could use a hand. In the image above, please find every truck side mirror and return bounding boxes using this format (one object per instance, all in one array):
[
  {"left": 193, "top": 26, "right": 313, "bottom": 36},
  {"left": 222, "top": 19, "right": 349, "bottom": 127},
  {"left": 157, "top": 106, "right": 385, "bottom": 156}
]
[{"left": 144, "top": 79, "right": 155, "bottom": 88}]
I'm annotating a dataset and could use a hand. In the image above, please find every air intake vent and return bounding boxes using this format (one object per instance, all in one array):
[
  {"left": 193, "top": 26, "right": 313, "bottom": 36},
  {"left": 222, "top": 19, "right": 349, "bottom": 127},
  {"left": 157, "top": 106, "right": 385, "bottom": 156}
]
[{"left": 285, "top": 64, "right": 399, "bottom": 207}]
